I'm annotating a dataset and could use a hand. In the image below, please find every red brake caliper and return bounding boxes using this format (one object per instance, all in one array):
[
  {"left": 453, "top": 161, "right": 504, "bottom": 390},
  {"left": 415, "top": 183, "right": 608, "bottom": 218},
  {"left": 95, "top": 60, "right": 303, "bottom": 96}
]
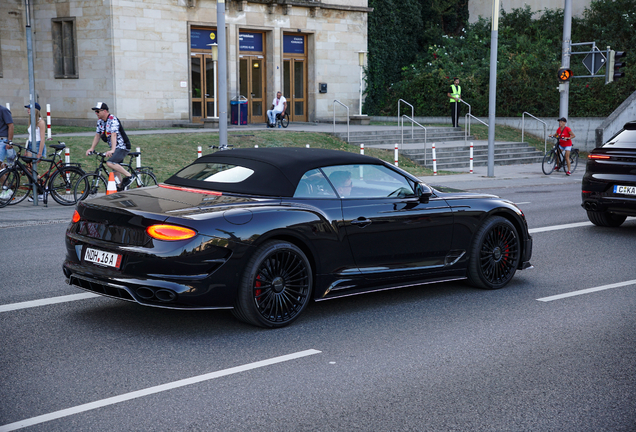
[{"left": 254, "top": 275, "right": 262, "bottom": 304}]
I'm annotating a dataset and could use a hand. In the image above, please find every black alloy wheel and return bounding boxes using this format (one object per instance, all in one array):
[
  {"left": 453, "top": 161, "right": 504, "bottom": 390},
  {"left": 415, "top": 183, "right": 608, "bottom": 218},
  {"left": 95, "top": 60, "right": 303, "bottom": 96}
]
[
  {"left": 233, "top": 240, "right": 312, "bottom": 328},
  {"left": 467, "top": 216, "right": 521, "bottom": 290}
]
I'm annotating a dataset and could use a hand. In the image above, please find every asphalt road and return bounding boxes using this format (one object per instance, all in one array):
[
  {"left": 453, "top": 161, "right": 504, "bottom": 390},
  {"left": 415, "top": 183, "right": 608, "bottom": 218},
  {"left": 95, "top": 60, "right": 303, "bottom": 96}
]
[{"left": 1, "top": 180, "right": 635, "bottom": 431}]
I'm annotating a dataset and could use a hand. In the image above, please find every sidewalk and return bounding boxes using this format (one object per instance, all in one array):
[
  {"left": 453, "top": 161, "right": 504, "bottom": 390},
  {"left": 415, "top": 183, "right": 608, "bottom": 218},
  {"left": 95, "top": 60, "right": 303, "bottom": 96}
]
[{"left": 3, "top": 123, "right": 583, "bottom": 227}]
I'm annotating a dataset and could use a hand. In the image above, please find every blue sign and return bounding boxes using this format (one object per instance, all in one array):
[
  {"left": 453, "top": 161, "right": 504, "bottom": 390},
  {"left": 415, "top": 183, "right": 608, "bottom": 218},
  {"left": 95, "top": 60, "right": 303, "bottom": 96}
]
[
  {"left": 239, "top": 32, "right": 263, "bottom": 52},
  {"left": 191, "top": 29, "right": 217, "bottom": 50},
  {"left": 283, "top": 35, "right": 305, "bottom": 54}
]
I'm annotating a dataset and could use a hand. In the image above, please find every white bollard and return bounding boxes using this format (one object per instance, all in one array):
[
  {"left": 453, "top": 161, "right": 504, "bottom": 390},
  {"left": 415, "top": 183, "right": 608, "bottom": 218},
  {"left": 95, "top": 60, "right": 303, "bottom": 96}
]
[
  {"left": 46, "top": 104, "right": 52, "bottom": 140},
  {"left": 65, "top": 148, "right": 71, "bottom": 195},
  {"left": 394, "top": 143, "right": 398, "bottom": 167},
  {"left": 360, "top": 143, "right": 364, "bottom": 155},
  {"left": 306, "top": 144, "right": 310, "bottom": 148},
  {"left": 469, "top": 142, "right": 474, "bottom": 174},
  {"left": 197, "top": 146, "right": 202, "bottom": 158},
  {"left": 136, "top": 147, "right": 141, "bottom": 168},
  {"left": 432, "top": 143, "right": 437, "bottom": 176},
  {"left": 5, "top": 103, "right": 9, "bottom": 111},
  {"left": 255, "top": 145, "right": 258, "bottom": 148}
]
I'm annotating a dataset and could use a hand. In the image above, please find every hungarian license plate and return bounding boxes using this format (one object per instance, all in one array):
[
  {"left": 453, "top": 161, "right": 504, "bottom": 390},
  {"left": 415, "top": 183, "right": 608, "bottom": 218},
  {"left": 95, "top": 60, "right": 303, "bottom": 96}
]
[
  {"left": 613, "top": 185, "right": 636, "bottom": 196},
  {"left": 84, "top": 247, "right": 122, "bottom": 269}
]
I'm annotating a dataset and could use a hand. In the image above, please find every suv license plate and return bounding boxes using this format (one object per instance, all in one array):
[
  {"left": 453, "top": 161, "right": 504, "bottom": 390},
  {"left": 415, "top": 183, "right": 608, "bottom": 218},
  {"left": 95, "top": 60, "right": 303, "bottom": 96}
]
[
  {"left": 614, "top": 185, "right": 636, "bottom": 196},
  {"left": 84, "top": 247, "right": 122, "bottom": 269}
]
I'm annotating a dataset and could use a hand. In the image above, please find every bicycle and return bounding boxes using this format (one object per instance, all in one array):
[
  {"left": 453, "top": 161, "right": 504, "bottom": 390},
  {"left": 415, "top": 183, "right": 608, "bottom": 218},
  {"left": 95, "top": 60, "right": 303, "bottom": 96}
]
[
  {"left": 541, "top": 136, "right": 579, "bottom": 175},
  {"left": 0, "top": 142, "right": 86, "bottom": 208},
  {"left": 74, "top": 150, "right": 157, "bottom": 201}
]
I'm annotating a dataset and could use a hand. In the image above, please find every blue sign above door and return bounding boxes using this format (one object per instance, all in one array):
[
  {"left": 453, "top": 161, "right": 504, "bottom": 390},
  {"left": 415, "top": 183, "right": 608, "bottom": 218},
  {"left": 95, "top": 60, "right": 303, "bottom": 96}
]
[
  {"left": 239, "top": 32, "right": 263, "bottom": 52},
  {"left": 283, "top": 35, "right": 305, "bottom": 54},
  {"left": 191, "top": 29, "right": 217, "bottom": 50}
]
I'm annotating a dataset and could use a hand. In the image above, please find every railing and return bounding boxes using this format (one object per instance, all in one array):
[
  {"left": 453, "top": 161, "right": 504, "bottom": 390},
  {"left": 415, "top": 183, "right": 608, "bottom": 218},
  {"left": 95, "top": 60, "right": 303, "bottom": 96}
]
[
  {"left": 401, "top": 115, "right": 428, "bottom": 165},
  {"left": 397, "top": 99, "right": 414, "bottom": 137},
  {"left": 460, "top": 100, "right": 472, "bottom": 136},
  {"left": 465, "top": 113, "right": 488, "bottom": 146},
  {"left": 521, "top": 112, "right": 548, "bottom": 154},
  {"left": 333, "top": 100, "right": 350, "bottom": 143}
]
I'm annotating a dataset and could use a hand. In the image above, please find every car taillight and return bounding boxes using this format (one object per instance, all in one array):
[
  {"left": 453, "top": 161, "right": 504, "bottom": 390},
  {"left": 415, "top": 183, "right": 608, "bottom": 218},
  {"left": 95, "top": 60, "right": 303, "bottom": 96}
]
[
  {"left": 589, "top": 154, "right": 610, "bottom": 159},
  {"left": 72, "top": 210, "right": 81, "bottom": 223},
  {"left": 146, "top": 224, "right": 197, "bottom": 241}
]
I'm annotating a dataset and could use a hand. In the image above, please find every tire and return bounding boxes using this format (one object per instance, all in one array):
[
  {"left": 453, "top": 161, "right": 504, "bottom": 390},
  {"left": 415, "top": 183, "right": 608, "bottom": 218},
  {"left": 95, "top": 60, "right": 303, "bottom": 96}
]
[
  {"left": 7, "top": 168, "right": 30, "bottom": 205},
  {"left": 49, "top": 166, "right": 86, "bottom": 206},
  {"left": 569, "top": 149, "right": 579, "bottom": 173},
  {"left": 0, "top": 168, "right": 19, "bottom": 208},
  {"left": 74, "top": 173, "right": 107, "bottom": 201},
  {"left": 281, "top": 113, "right": 289, "bottom": 128},
  {"left": 467, "top": 216, "right": 521, "bottom": 290},
  {"left": 541, "top": 150, "right": 557, "bottom": 175},
  {"left": 130, "top": 169, "right": 157, "bottom": 188},
  {"left": 586, "top": 210, "right": 626, "bottom": 227},
  {"left": 233, "top": 240, "right": 312, "bottom": 328}
]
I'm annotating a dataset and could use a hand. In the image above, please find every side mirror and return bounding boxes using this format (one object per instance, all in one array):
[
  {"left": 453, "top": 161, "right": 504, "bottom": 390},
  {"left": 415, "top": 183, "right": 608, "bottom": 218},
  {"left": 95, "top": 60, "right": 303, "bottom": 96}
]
[{"left": 416, "top": 183, "right": 432, "bottom": 203}]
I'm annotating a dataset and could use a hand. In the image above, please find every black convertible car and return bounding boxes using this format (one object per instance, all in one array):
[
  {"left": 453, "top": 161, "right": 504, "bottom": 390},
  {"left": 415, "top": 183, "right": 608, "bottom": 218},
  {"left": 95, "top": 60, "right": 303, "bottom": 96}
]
[
  {"left": 63, "top": 148, "right": 532, "bottom": 328},
  {"left": 582, "top": 120, "right": 636, "bottom": 227}
]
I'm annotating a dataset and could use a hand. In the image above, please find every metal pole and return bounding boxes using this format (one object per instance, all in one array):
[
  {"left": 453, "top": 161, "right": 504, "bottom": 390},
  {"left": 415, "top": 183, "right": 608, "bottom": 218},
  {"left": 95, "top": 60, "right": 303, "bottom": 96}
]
[
  {"left": 25, "top": 0, "right": 38, "bottom": 205},
  {"left": 217, "top": 0, "right": 228, "bottom": 146},
  {"left": 559, "top": 0, "right": 572, "bottom": 120},
  {"left": 487, "top": 0, "right": 500, "bottom": 177}
]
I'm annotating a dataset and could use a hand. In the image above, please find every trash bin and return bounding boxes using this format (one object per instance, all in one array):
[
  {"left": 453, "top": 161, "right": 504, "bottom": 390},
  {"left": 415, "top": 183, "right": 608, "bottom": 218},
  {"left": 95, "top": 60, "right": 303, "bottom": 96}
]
[{"left": 230, "top": 96, "right": 248, "bottom": 125}]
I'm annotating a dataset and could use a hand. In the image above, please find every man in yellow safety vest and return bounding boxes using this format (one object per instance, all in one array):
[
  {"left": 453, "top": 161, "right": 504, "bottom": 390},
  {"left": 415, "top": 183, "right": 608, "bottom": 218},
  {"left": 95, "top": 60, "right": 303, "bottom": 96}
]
[{"left": 447, "top": 77, "right": 461, "bottom": 127}]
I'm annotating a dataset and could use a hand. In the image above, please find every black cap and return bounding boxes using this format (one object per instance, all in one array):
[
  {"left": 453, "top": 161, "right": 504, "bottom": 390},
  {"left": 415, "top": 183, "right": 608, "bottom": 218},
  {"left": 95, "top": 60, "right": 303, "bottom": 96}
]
[
  {"left": 91, "top": 102, "right": 109, "bottom": 111},
  {"left": 557, "top": 117, "right": 567, "bottom": 122}
]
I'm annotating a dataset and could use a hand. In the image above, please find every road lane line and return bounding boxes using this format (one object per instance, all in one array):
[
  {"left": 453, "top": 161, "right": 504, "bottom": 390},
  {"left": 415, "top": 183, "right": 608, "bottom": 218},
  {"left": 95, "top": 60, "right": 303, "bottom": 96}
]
[
  {"left": 0, "top": 349, "right": 322, "bottom": 432},
  {"left": 529, "top": 221, "right": 592, "bottom": 233},
  {"left": 537, "top": 280, "right": 636, "bottom": 302},
  {"left": 0, "top": 293, "right": 102, "bottom": 313}
]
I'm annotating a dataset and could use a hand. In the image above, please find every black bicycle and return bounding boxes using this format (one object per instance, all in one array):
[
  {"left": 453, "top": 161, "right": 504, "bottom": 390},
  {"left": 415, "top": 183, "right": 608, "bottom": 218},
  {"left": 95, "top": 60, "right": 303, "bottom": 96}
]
[
  {"left": 73, "top": 150, "right": 157, "bottom": 201},
  {"left": 541, "top": 136, "right": 579, "bottom": 175},
  {"left": 0, "top": 142, "right": 86, "bottom": 208}
]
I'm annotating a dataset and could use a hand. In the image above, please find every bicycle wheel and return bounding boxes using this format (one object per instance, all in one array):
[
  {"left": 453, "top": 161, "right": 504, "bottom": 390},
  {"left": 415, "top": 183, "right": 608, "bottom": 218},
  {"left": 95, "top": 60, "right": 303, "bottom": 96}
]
[
  {"left": 0, "top": 168, "right": 19, "bottom": 208},
  {"left": 569, "top": 149, "right": 579, "bottom": 173},
  {"left": 129, "top": 168, "right": 157, "bottom": 188},
  {"left": 74, "top": 173, "right": 107, "bottom": 201},
  {"left": 49, "top": 166, "right": 86, "bottom": 206},
  {"left": 8, "top": 168, "right": 31, "bottom": 205},
  {"left": 541, "top": 150, "right": 557, "bottom": 175}
]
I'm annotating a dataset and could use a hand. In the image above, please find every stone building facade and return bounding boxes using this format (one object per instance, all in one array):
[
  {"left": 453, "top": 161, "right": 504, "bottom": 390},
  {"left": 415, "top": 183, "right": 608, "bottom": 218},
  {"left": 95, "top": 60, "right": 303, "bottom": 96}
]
[{"left": 0, "top": 0, "right": 370, "bottom": 127}]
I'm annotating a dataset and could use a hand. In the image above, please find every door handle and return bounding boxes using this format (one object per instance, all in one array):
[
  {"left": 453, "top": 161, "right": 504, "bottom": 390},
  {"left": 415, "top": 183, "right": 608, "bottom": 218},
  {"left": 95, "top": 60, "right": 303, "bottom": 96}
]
[{"left": 350, "top": 217, "right": 372, "bottom": 228}]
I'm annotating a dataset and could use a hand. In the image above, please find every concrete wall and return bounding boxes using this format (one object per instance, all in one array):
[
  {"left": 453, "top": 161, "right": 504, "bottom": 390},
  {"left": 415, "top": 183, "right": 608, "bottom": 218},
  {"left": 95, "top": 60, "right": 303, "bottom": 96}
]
[
  {"left": 0, "top": 0, "right": 368, "bottom": 126},
  {"left": 469, "top": 0, "right": 592, "bottom": 22}
]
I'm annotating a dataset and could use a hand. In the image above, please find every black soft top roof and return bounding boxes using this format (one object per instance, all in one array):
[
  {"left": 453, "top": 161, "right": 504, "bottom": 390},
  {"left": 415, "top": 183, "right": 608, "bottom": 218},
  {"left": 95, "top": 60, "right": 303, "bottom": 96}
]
[{"left": 165, "top": 147, "right": 386, "bottom": 197}]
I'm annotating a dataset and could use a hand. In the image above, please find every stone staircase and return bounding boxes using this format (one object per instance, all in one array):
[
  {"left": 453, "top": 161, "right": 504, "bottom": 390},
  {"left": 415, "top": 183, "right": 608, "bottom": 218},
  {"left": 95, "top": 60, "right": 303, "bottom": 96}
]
[{"left": 330, "top": 127, "right": 544, "bottom": 171}]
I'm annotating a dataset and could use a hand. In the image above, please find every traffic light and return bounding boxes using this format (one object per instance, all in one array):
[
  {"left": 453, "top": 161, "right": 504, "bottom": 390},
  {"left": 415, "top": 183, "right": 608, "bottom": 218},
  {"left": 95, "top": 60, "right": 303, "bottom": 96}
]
[
  {"left": 557, "top": 68, "right": 573, "bottom": 82},
  {"left": 607, "top": 50, "right": 627, "bottom": 83}
]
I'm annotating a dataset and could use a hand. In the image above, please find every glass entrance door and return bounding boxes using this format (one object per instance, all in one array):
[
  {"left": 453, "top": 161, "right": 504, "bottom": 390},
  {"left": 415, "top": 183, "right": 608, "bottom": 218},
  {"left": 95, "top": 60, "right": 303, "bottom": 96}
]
[
  {"left": 239, "top": 56, "right": 266, "bottom": 124},
  {"left": 283, "top": 58, "right": 307, "bottom": 122},
  {"left": 191, "top": 54, "right": 216, "bottom": 123}
]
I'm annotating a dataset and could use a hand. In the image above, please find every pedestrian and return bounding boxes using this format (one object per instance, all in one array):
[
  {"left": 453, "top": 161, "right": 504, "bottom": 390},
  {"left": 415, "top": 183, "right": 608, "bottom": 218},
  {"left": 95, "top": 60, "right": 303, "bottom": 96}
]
[
  {"left": 447, "top": 77, "right": 461, "bottom": 128},
  {"left": 266, "top": 91, "right": 287, "bottom": 128},
  {"left": 0, "top": 103, "right": 15, "bottom": 168},
  {"left": 86, "top": 102, "right": 134, "bottom": 190},
  {"left": 551, "top": 117, "right": 575, "bottom": 176},
  {"left": 25, "top": 102, "right": 47, "bottom": 161}
]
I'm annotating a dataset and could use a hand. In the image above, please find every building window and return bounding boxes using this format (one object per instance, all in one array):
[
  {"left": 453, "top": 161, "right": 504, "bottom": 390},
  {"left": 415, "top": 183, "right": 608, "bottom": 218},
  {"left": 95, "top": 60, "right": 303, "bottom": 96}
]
[{"left": 52, "top": 17, "right": 78, "bottom": 78}]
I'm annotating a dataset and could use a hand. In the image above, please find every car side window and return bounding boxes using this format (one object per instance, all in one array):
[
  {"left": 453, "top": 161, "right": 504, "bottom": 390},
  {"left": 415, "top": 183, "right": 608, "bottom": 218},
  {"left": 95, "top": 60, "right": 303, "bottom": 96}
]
[
  {"left": 321, "top": 164, "right": 416, "bottom": 198},
  {"left": 293, "top": 169, "right": 338, "bottom": 198}
]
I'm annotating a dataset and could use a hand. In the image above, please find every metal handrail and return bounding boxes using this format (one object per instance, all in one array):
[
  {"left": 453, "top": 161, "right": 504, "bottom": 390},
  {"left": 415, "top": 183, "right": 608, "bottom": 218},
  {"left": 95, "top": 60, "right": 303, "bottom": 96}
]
[
  {"left": 401, "top": 115, "right": 428, "bottom": 164},
  {"left": 460, "top": 100, "right": 472, "bottom": 136},
  {"left": 333, "top": 100, "right": 349, "bottom": 142},
  {"left": 398, "top": 99, "right": 414, "bottom": 137},
  {"left": 521, "top": 112, "right": 548, "bottom": 154},
  {"left": 464, "top": 113, "right": 488, "bottom": 146}
]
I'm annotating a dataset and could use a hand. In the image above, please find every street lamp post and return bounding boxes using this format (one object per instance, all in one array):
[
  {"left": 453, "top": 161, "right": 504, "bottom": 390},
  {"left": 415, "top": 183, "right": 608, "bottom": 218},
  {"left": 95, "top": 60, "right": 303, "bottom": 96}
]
[
  {"left": 357, "top": 51, "right": 366, "bottom": 116},
  {"left": 210, "top": 43, "right": 218, "bottom": 118}
]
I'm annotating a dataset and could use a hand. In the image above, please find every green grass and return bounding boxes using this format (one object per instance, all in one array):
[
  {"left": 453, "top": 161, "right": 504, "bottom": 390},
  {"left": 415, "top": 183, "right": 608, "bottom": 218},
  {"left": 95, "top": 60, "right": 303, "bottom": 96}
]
[{"left": 45, "top": 129, "right": 439, "bottom": 182}]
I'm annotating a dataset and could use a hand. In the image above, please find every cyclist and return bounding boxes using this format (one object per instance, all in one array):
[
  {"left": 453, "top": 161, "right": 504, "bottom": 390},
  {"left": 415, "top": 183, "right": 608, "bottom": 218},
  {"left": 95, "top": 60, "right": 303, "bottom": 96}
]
[
  {"left": 86, "top": 102, "right": 134, "bottom": 190},
  {"left": 550, "top": 117, "right": 575, "bottom": 176}
]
